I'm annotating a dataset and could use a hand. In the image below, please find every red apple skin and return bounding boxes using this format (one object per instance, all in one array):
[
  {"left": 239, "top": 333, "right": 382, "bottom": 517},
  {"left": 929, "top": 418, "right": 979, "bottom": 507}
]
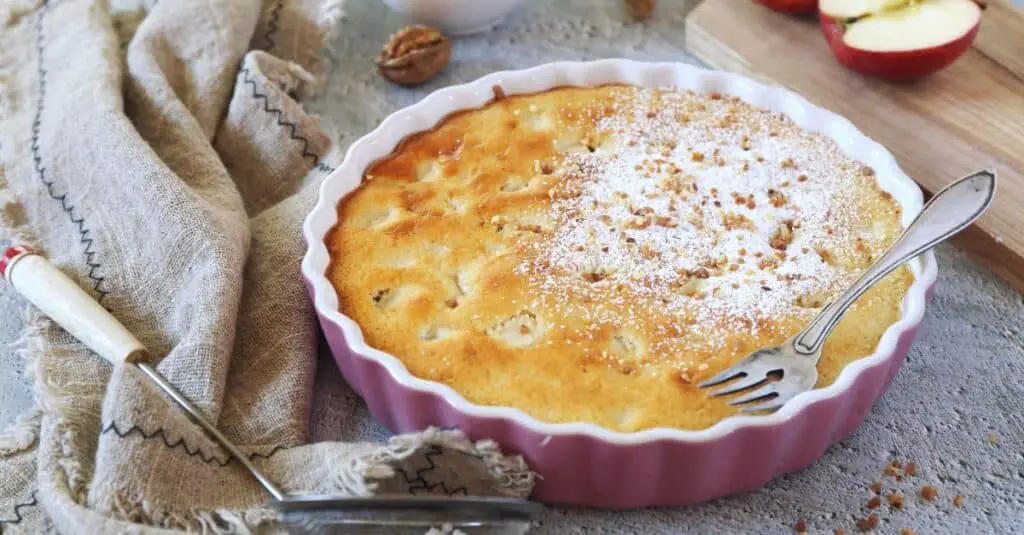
[
  {"left": 819, "top": 13, "right": 980, "bottom": 81},
  {"left": 755, "top": 0, "right": 818, "bottom": 14}
]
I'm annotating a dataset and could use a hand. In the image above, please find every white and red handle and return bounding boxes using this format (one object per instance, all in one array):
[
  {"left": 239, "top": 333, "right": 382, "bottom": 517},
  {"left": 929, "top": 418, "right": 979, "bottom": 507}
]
[{"left": 2, "top": 245, "right": 147, "bottom": 365}]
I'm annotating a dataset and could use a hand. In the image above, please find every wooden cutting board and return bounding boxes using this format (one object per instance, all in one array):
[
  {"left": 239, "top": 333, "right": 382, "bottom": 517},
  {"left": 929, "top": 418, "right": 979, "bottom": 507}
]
[{"left": 684, "top": 0, "right": 1024, "bottom": 293}]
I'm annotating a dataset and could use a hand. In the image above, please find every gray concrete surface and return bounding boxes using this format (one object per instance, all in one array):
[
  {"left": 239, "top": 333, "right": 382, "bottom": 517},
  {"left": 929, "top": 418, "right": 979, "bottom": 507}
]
[{"left": 2, "top": 0, "right": 1020, "bottom": 533}]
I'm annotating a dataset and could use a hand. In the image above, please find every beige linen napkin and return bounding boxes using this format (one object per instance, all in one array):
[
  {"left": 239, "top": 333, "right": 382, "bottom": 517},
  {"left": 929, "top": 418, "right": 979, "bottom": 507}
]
[{"left": 0, "top": 0, "right": 534, "bottom": 532}]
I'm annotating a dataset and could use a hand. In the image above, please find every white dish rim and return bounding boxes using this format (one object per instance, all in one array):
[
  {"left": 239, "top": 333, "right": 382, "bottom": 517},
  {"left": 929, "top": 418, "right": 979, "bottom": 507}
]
[{"left": 301, "top": 58, "right": 938, "bottom": 445}]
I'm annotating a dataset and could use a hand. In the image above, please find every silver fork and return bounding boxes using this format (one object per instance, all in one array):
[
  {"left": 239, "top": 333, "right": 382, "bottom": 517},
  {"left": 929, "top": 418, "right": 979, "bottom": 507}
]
[{"left": 698, "top": 169, "right": 997, "bottom": 412}]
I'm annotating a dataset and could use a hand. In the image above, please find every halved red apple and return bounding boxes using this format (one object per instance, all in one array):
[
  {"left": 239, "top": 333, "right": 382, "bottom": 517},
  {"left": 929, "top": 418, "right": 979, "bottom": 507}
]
[
  {"left": 819, "top": 0, "right": 982, "bottom": 81},
  {"left": 755, "top": 0, "right": 819, "bottom": 14}
]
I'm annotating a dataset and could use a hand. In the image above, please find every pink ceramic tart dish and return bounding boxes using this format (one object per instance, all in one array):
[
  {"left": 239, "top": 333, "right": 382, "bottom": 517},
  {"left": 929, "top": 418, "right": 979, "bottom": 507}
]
[{"left": 301, "top": 60, "right": 937, "bottom": 508}]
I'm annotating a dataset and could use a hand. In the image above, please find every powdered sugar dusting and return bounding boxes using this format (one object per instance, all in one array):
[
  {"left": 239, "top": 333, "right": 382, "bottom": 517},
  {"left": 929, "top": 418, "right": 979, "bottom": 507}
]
[{"left": 514, "top": 87, "right": 886, "bottom": 364}]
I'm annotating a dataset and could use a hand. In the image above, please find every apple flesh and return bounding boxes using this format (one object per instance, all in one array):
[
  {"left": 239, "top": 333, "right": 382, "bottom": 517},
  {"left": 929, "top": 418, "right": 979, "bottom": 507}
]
[
  {"left": 819, "top": 0, "right": 909, "bottom": 19},
  {"left": 755, "top": 0, "right": 819, "bottom": 14},
  {"left": 819, "top": 0, "right": 982, "bottom": 81}
]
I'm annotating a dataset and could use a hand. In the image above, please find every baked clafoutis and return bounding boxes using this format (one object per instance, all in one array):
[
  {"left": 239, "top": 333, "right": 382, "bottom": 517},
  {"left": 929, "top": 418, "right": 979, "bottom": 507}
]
[{"left": 325, "top": 85, "right": 914, "bottom": 432}]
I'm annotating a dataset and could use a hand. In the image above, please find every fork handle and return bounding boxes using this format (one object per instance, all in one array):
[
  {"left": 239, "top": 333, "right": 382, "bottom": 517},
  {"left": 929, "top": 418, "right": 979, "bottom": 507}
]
[
  {"left": 1, "top": 244, "right": 288, "bottom": 501},
  {"left": 1, "top": 245, "right": 148, "bottom": 364},
  {"left": 793, "top": 169, "right": 996, "bottom": 355}
]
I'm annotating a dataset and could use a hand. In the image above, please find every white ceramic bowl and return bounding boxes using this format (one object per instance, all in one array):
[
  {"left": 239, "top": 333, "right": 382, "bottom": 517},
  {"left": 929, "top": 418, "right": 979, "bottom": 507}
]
[
  {"left": 379, "top": 0, "right": 526, "bottom": 35},
  {"left": 302, "top": 59, "right": 937, "bottom": 507}
]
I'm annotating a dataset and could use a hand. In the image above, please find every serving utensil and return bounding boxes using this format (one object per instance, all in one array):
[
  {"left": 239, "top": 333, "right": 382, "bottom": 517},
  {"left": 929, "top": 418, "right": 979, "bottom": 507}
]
[
  {"left": 0, "top": 244, "right": 542, "bottom": 534},
  {"left": 699, "top": 168, "right": 996, "bottom": 412}
]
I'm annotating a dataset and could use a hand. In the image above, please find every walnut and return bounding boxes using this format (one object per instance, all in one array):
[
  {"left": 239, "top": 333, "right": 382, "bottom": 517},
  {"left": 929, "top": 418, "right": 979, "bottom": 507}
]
[
  {"left": 659, "top": 175, "right": 686, "bottom": 194},
  {"left": 767, "top": 188, "right": 788, "bottom": 208},
  {"left": 723, "top": 212, "right": 754, "bottom": 231},
  {"left": 904, "top": 462, "right": 917, "bottom": 476},
  {"left": 377, "top": 25, "right": 451, "bottom": 86},
  {"left": 856, "top": 514, "right": 878, "bottom": 532},
  {"left": 770, "top": 221, "right": 794, "bottom": 250},
  {"left": 655, "top": 216, "right": 678, "bottom": 228},
  {"left": 626, "top": 214, "right": 653, "bottom": 229},
  {"left": 815, "top": 247, "right": 835, "bottom": 265}
]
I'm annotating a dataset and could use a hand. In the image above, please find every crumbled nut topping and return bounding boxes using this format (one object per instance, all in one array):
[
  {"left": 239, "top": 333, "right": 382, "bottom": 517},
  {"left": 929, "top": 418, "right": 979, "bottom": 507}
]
[
  {"left": 770, "top": 221, "right": 794, "bottom": 250},
  {"left": 509, "top": 86, "right": 897, "bottom": 365}
]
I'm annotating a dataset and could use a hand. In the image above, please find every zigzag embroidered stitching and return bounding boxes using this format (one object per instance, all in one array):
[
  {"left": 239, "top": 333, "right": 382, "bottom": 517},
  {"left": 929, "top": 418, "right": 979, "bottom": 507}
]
[
  {"left": 241, "top": 66, "right": 336, "bottom": 174},
  {"left": 393, "top": 444, "right": 470, "bottom": 496},
  {"left": 262, "top": 1, "right": 284, "bottom": 52},
  {"left": 31, "top": 2, "right": 109, "bottom": 304},
  {"left": 101, "top": 421, "right": 288, "bottom": 468},
  {"left": 0, "top": 491, "right": 38, "bottom": 526}
]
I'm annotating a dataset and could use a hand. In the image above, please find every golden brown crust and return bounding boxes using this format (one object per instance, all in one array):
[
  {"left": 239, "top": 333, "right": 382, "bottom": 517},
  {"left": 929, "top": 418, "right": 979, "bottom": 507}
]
[{"left": 326, "top": 85, "right": 914, "bottom": 432}]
